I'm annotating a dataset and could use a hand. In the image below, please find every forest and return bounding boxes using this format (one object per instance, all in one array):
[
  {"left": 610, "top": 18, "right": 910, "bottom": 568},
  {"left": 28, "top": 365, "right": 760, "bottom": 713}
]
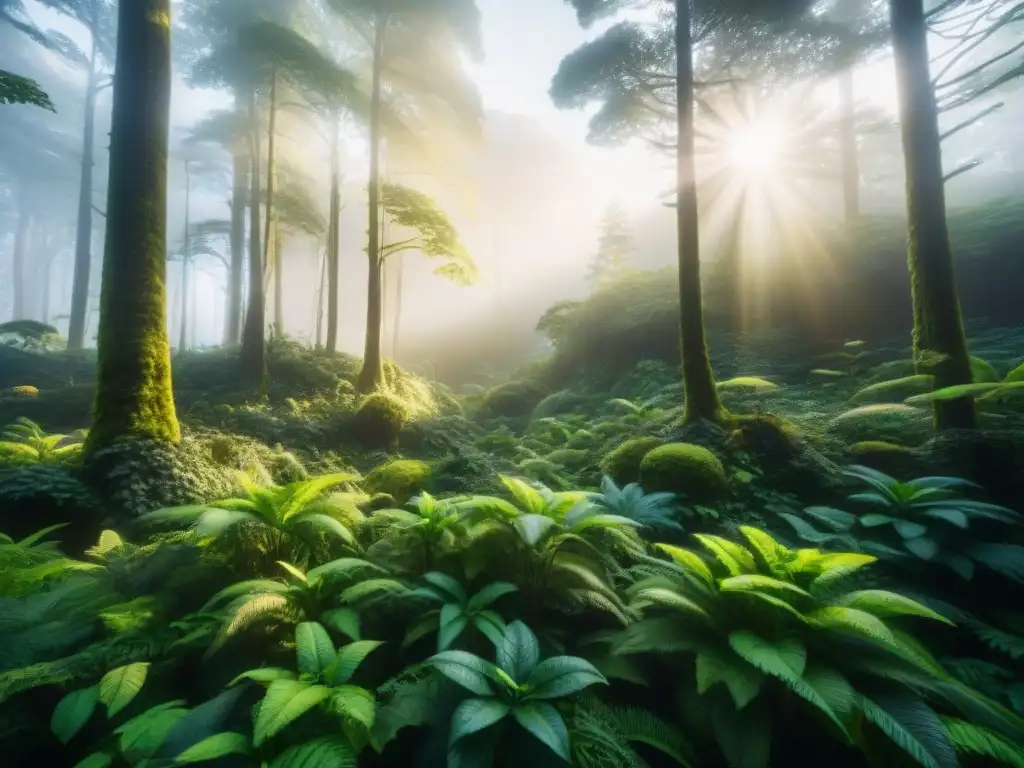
[{"left": 1, "top": 0, "right": 1024, "bottom": 766}]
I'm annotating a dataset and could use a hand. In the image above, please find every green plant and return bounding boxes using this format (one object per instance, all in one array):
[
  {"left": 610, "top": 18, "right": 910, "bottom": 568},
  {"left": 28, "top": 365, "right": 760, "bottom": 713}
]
[
  {"left": 0, "top": 418, "right": 83, "bottom": 466},
  {"left": 590, "top": 475, "right": 682, "bottom": 533},
  {"left": 403, "top": 572, "right": 518, "bottom": 651},
  {"left": 616, "top": 527, "right": 1024, "bottom": 767},
  {"left": 428, "top": 620, "right": 607, "bottom": 763},
  {"left": 638, "top": 443, "right": 728, "bottom": 501},
  {"left": 778, "top": 465, "right": 1024, "bottom": 582}
]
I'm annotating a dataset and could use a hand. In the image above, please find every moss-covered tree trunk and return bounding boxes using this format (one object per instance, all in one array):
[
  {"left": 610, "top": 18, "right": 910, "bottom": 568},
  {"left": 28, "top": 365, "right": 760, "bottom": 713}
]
[
  {"left": 226, "top": 141, "right": 247, "bottom": 344},
  {"left": 68, "top": 16, "right": 99, "bottom": 351},
  {"left": 675, "top": 0, "right": 728, "bottom": 425},
  {"left": 240, "top": 86, "right": 266, "bottom": 384},
  {"left": 84, "top": 0, "right": 179, "bottom": 455},
  {"left": 889, "top": 0, "right": 975, "bottom": 430},
  {"left": 356, "top": 19, "right": 387, "bottom": 392},
  {"left": 326, "top": 109, "right": 341, "bottom": 354}
]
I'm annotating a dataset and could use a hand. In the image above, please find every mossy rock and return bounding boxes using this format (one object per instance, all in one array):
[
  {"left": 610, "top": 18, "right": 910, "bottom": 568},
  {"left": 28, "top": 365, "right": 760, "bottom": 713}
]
[
  {"left": 363, "top": 459, "right": 433, "bottom": 505},
  {"left": 716, "top": 377, "right": 780, "bottom": 393},
  {"left": 850, "top": 375, "right": 934, "bottom": 404},
  {"left": 600, "top": 436, "right": 663, "bottom": 485},
  {"left": 639, "top": 442, "right": 728, "bottom": 501},
  {"left": 827, "top": 403, "right": 933, "bottom": 446},
  {"left": 545, "top": 448, "right": 590, "bottom": 469},
  {"left": 350, "top": 392, "right": 411, "bottom": 448},
  {"left": 479, "top": 379, "right": 549, "bottom": 418},
  {"left": 845, "top": 441, "right": 921, "bottom": 478},
  {"left": 365, "top": 492, "right": 397, "bottom": 511}
]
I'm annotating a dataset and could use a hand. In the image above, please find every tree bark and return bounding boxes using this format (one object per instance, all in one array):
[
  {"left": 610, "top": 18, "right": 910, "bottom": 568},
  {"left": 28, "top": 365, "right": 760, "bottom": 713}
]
[
  {"left": 326, "top": 109, "right": 341, "bottom": 354},
  {"left": 889, "top": 0, "right": 975, "bottom": 430},
  {"left": 838, "top": 67, "right": 860, "bottom": 226},
  {"left": 84, "top": 0, "right": 179, "bottom": 454},
  {"left": 226, "top": 144, "right": 247, "bottom": 344},
  {"left": 675, "top": 0, "right": 728, "bottom": 425},
  {"left": 273, "top": 224, "right": 284, "bottom": 337},
  {"left": 68, "top": 18, "right": 99, "bottom": 351},
  {"left": 356, "top": 18, "right": 387, "bottom": 392},
  {"left": 240, "top": 85, "right": 266, "bottom": 384}
]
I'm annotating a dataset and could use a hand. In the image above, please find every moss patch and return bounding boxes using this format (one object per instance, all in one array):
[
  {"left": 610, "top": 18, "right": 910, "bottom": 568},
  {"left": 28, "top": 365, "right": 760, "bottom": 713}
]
[
  {"left": 599, "top": 436, "right": 663, "bottom": 485},
  {"left": 639, "top": 442, "right": 728, "bottom": 501},
  {"left": 351, "top": 392, "right": 411, "bottom": 448},
  {"left": 363, "top": 459, "right": 433, "bottom": 505}
]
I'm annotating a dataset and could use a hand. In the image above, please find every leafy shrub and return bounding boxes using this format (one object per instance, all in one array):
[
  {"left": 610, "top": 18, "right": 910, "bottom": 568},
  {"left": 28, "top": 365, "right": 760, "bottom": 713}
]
[
  {"left": 638, "top": 443, "right": 728, "bottom": 501},
  {"left": 599, "top": 437, "right": 663, "bottom": 485}
]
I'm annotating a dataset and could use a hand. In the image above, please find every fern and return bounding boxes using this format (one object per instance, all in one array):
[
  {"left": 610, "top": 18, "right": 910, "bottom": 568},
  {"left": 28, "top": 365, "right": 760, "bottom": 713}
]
[{"left": 942, "top": 717, "right": 1024, "bottom": 767}]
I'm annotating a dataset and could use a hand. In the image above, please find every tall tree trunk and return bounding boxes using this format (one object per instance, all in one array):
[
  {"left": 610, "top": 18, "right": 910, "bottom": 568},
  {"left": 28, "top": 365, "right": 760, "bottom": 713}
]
[
  {"left": 356, "top": 19, "right": 387, "bottom": 392},
  {"left": 889, "top": 0, "right": 975, "bottom": 430},
  {"left": 68, "top": 24, "right": 99, "bottom": 350},
  {"left": 273, "top": 225, "right": 284, "bottom": 337},
  {"left": 226, "top": 144, "right": 247, "bottom": 344},
  {"left": 178, "top": 160, "right": 191, "bottom": 353},
  {"left": 12, "top": 197, "right": 30, "bottom": 320},
  {"left": 240, "top": 86, "right": 265, "bottom": 383},
  {"left": 838, "top": 67, "right": 860, "bottom": 225},
  {"left": 85, "top": 0, "right": 179, "bottom": 455},
  {"left": 316, "top": 237, "right": 326, "bottom": 349},
  {"left": 675, "top": 0, "right": 727, "bottom": 425},
  {"left": 391, "top": 252, "right": 404, "bottom": 360},
  {"left": 326, "top": 109, "right": 341, "bottom": 354}
]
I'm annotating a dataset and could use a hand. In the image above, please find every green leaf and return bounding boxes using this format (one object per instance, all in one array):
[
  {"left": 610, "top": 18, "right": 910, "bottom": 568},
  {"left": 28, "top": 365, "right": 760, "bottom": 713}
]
[
  {"left": 296, "top": 622, "right": 336, "bottom": 677},
  {"left": 99, "top": 662, "right": 150, "bottom": 717},
  {"left": 718, "top": 574, "right": 813, "bottom": 601},
  {"left": 174, "top": 732, "right": 249, "bottom": 763},
  {"left": 229, "top": 668, "right": 298, "bottom": 687},
  {"left": 429, "top": 651, "right": 499, "bottom": 696},
  {"left": 268, "top": 735, "right": 357, "bottom": 768},
  {"left": 72, "top": 754, "right": 114, "bottom": 768},
  {"left": 117, "top": 701, "right": 188, "bottom": 761},
  {"left": 922, "top": 508, "right": 970, "bottom": 529},
  {"left": 695, "top": 648, "right": 763, "bottom": 709},
  {"left": 859, "top": 514, "right": 897, "bottom": 527},
  {"left": 438, "top": 613, "right": 470, "bottom": 651},
  {"left": 327, "top": 641, "right": 384, "bottom": 686},
  {"left": 512, "top": 701, "right": 570, "bottom": 760},
  {"left": 904, "top": 536, "right": 940, "bottom": 560},
  {"left": 835, "top": 590, "right": 953, "bottom": 625},
  {"left": 466, "top": 582, "right": 518, "bottom": 612},
  {"left": 472, "top": 611, "right": 506, "bottom": 647},
  {"left": 513, "top": 514, "right": 556, "bottom": 546},
  {"left": 321, "top": 608, "right": 361, "bottom": 641},
  {"left": 327, "top": 685, "right": 376, "bottom": 732},
  {"left": 423, "top": 572, "right": 467, "bottom": 602},
  {"left": 52, "top": 686, "right": 99, "bottom": 744},
  {"left": 449, "top": 698, "right": 511, "bottom": 744},
  {"left": 894, "top": 520, "right": 929, "bottom": 539},
  {"left": 523, "top": 656, "right": 607, "bottom": 700},
  {"left": 496, "top": 621, "right": 540, "bottom": 682},
  {"left": 195, "top": 509, "right": 257, "bottom": 538},
  {"left": 252, "top": 680, "right": 331, "bottom": 747}
]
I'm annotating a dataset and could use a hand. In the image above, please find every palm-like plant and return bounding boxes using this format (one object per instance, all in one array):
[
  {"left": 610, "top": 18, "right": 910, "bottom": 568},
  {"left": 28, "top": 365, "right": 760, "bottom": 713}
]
[
  {"left": 778, "top": 465, "right": 1024, "bottom": 583},
  {"left": 201, "top": 556, "right": 396, "bottom": 655},
  {"left": 590, "top": 475, "right": 682, "bottom": 533},
  {"left": 0, "top": 418, "right": 84, "bottom": 466},
  {"left": 616, "top": 526, "right": 1024, "bottom": 767},
  {"left": 402, "top": 571, "right": 517, "bottom": 651},
  {"left": 359, "top": 491, "right": 470, "bottom": 574},
  {"left": 136, "top": 471, "right": 363, "bottom": 569}
]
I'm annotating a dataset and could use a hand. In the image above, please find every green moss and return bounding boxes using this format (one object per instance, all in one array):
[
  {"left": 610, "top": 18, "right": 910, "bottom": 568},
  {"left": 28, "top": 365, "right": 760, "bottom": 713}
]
[
  {"left": 479, "top": 379, "right": 549, "bottom": 418},
  {"left": 366, "top": 492, "right": 397, "bottom": 511},
  {"left": 716, "top": 377, "right": 780, "bottom": 392},
  {"left": 827, "top": 403, "right": 932, "bottom": 446},
  {"left": 545, "top": 448, "right": 590, "bottom": 469},
  {"left": 363, "top": 459, "right": 432, "bottom": 505},
  {"left": 850, "top": 374, "right": 934, "bottom": 404},
  {"left": 639, "top": 442, "right": 728, "bottom": 501},
  {"left": 599, "top": 436, "right": 663, "bottom": 485},
  {"left": 1, "top": 385, "right": 39, "bottom": 399},
  {"left": 351, "top": 392, "right": 411, "bottom": 448}
]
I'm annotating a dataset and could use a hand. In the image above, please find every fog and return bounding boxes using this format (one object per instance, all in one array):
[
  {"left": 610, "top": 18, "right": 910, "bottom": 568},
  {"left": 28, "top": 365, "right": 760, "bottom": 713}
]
[{"left": 2, "top": 0, "right": 1022, "bottom": 384}]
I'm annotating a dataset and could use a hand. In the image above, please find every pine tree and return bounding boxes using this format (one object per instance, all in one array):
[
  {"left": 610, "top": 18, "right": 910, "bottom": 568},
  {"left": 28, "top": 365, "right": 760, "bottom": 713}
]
[{"left": 587, "top": 203, "right": 634, "bottom": 289}]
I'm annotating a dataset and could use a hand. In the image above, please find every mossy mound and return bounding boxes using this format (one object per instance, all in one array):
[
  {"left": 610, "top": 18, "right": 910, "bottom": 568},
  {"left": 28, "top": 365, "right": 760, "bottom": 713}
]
[
  {"left": 545, "top": 448, "right": 590, "bottom": 469},
  {"left": 0, "top": 465, "right": 100, "bottom": 551},
  {"left": 350, "top": 392, "right": 411, "bottom": 448},
  {"left": 363, "top": 459, "right": 433, "bottom": 505},
  {"left": 827, "top": 403, "right": 933, "bottom": 446},
  {"left": 531, "top": 389, "right": 588, "bottom": 419},
  {"left": 716, "top": 377, "right": 780, "bottom": 393},
  {"left": 599, "top": 436, "right": 663, "bottom": 485},
  {"left": 639, "top": 442, "right": 728, "bottom": 501},
  {"left": 479, "top": 379, "right": 549, "bottom": 419},
  {"left": 845, "top": 440, "right": 919, "bottom": 478},
  {"left": 850, "top": 375, "right": 934, "bottom": 404}
]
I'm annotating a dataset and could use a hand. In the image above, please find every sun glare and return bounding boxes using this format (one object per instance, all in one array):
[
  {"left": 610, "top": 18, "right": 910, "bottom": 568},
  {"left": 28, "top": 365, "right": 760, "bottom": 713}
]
[{"left": 727, "top": 120, "right": 787, "bottom": 175}]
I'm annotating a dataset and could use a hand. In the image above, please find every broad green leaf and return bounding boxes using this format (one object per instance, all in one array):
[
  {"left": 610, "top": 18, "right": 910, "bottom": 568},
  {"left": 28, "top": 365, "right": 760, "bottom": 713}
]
[
  {"left": 321, "top": 608, "right": 361, "bottom": 641},
  {"left": 449, "top": 698, "right": 511, "bottom": 743},
  {"left": 291, "top": 513, "right": 357, "bottom": 545},
  {"left": 253, "top": 680, "right": 331, "bottom": 747},
  {"left": 327, "top": 641, "right": 384, "bottom": 686},
  {"left": 174, "top": 732, "right": 249, "bottom": 763},
  {"left": 472, "top": 612, "right": 506, "bottom": 647},
  {"left": 423, "top": 572, "right": 467, "bottom": 602},
  {"left": 99, "top": 662, "right": 150, "bottom": 717},
  {"left": 523, "top": 656, "right": 607, "bottom": 700},
  {"left": 117, "top": 701, "right": 188, "bottom": 761},
  {"left": 466, "top": 582, "right": 518, "bottom": 612},
  {"left": 72, "top": 753, "right": 114, "bottom": 768},
  {"left": 195, "top": 509, "right": 256, "bottom": 538},
  {"left": 498, "top": 475, "right": 548, "bottom": 514},
  {"left": 296, "top": 622, "right": 336, "bottom": 677},
  {"left": 52, "top": 686, "right": 99, "bottom": 744},
  {"left": 229, "top": 668, "right": 297, "bottom": 687},
  {"left": 894, "top": 520, "right": 928, "bottom": 539},
  {"left": 904, "top": 537, "right": 940, "bottom": 560},
  {"left": 835, "top": 591, "right": 954, "bottom": 625},
  {"left": 429, "top": 651, "right": 499, "bottom": 696},
  {"left": 922, "top": 508, "right": 969, "bottom": 529},
  {"left": 496, "top": 621, "right": 540, "bottom": 681},
  {"left": 513, "top": 514, "right": 556, "bottom": 546},
  {"left": 327, "top": 685, "right": 376, "bottom": 732},
  {"left": 695, "top": 647, "right": 763, "bottom": 709},
  {"left": 859, "top": 514, "right": 896, "bottom": 527},
  {"left": 438, "top": 613, "right": 470, "bottom": 651},
  {"left": 718, "top": 574, "right": 812, "bottom": 600},
  {"left": 513, "top": 701, "right": 570, "bottom": 760},
  {"left": 276, "top": 561, "right": 309, "bottom": 583},
  {"left": 268, "top": 735, "right": 357, "bottom": 768},
  {"left": 654, "top": 544, "right": 714, "bottom": 585}
]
